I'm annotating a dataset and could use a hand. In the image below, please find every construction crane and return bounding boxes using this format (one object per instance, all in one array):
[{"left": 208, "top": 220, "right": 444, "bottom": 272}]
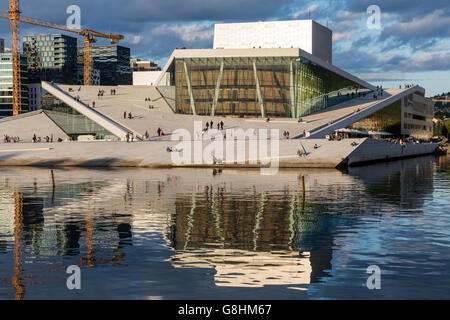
[
  {"left": 1, "top": 0, "right": 124, "bottom": 115},
  {"left": 432, "top": 95, "right": 450, "bottom": 103},
  {"left": 7, "top": 0, "right": 21, "bottom": 115}
]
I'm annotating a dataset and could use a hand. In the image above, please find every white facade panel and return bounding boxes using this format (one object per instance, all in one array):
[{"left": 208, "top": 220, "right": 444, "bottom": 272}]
[
  {"left": 213, "top": 20, "right": 332, "bottom": 63},
  {"left": 133, "top": 71, "right": 162, "bottom": 86}
]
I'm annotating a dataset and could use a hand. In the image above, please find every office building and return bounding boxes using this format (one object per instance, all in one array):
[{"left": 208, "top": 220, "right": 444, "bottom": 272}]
[
  {"left": 23, "top": 34, "right": 78, "bottom": 84},
  {"left": 78, "top": 45, "right": 132, "bottom": 85},
  {"left": 0, "top": 52, "right": 29, "bottom": 118}
]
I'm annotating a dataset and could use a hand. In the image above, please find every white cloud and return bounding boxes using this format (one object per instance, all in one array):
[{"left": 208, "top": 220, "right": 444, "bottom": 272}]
[
  {"left": 383, "top": 9, "right": 450, "bottom": 39},
  {"left": 292, "top": 4, "right": 319, "bottom": 19},
  {"left": 168, "top": 24, "right": 213, "bottom": 43},
  {"left": 333, "top": 30, "right": 357, "bottom": 42}
]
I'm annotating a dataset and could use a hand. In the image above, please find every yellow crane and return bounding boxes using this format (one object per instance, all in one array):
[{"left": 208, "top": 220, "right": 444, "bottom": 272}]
[
  {"left": 432, "top": 95, "right": 450, "bottom": 103},
  {"left": 1, "top": 0, "right": 124, "bottom": 115}
]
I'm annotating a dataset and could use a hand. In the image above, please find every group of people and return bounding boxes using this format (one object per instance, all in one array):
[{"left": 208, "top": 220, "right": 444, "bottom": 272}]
[
  {"left": 144, "top": 98, "right": 155, "bottom": 109},
  {"left": 401, "top": 84, "right": 415, "bottom": 89},
  {"left": 2, "top": 135, "right": 20, "bottom": 143},
  {"left": 372, "top": 86, "right": 384, "bottom": 100},
  {"left": 3, "top": 134, "right": 67, "bottom": 143},
  {"left": 157, "top": 127, "right": 165, "bottom": 136},
  {"left": 125, "top": 132, "right": 135, "bottom": 142},
  {"left": 97, "top": 89, "right": 105, "bottom": 100},
  {"left": 32, "top": 134, "right": 62, "bottom": 143},
  {"left": 283, "top": 130, "right": 290, "bottom": 139},
  {"left": 204, "top": 120, "right": 225, "bottom": 131},
  {"left": 387, "top": 138, "right": 424, "bottom": 145},
  {"left": 326, "top": 133, "right": 345, "bottom": 141},
  {"left": 124, "top": 111, "right": 133, "bottom": 119},
  {"left": 166, "top": 146, "right": 178, "bottom": 152},
  {"left": 354, "top": 107, "right": 364, "bottom": 114},
  {"left": 110, "top": 89, "right": 117, "bottom": 95}
]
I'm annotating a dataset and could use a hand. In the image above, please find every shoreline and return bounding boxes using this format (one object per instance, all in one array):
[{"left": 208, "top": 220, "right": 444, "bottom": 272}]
[{"left": 0, "top": 138, "right": 441, "bottom": 169}]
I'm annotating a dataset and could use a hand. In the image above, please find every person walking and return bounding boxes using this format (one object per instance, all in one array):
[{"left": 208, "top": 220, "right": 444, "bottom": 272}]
[
  {"left": 126, "top": 132, "right": 130, "bottom": 143},
  {"left": 157, "top": 127, "right": 162, "bottom": 137},
  {"left": 220, "top": 121, "right": 224, "bottom": 130},
  {"left": 210, "top": 120, "right": 213, "bottom": 128},
  {"left": 206, "top": 122, "right": 209, "bottom": 129},
  {"left": 124, "top": 111, "right": 126, "bottom": 119}
]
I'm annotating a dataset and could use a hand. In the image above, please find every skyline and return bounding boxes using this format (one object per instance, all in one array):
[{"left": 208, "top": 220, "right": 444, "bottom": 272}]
[{"left": 0, "top": 0, "right": 449, "bottom": 96}]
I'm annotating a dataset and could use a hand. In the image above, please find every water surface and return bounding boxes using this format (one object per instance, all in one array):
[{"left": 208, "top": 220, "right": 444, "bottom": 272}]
[{"left": 0, "top": 155, "right": 449, "bottom": 299}]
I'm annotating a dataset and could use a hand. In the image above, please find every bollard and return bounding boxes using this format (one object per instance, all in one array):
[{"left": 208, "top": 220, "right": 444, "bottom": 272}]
[{"left": 51, "top": 170, "right": 56, "bottom": 203}]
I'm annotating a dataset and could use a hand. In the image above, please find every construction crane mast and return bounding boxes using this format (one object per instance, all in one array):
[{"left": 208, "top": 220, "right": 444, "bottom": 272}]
[
  {"left": 1, "top": 0, "right": 124, "bottom": 115},
  {"left": 9, "top": 0, "right": 21, "bottom": 115}
]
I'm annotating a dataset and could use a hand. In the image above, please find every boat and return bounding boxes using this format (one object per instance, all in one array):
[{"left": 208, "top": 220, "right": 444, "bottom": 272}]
[{"left": 435, "top": 145, "right": 448, "bottom": 155}]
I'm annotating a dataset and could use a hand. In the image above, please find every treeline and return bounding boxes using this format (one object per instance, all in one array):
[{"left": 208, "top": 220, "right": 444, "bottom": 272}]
[{"left": 434, "top": 120, "right": 450, "bottom": 138}]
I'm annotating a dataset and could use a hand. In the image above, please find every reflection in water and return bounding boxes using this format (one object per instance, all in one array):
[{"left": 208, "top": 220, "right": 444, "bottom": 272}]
[
  {"left": 12, "top": 192, "right": 24, "bottom": 300},
  {"left": 168, "top": 188, "right": 339, "bottom": 287},
  {"left": 0, "top": 155, "right": 448, "bottom": 299},
  {"left": 172, "top": 250, "right": 313, "bottom": 288}
]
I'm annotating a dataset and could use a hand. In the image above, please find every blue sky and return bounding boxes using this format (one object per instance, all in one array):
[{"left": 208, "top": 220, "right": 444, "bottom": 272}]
[{"left": 0, "top": 0, "right": 449, "bottom": 96}]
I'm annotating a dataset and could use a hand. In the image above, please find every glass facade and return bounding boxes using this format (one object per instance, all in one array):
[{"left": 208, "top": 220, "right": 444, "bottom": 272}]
[
  {"left": 297, "top": 57, "right": 371, "bottom": 116},
  {"left": 348, "top": 100, "right": 402, "bottom": 135},
  {"left": 41, "top": 90, "right": 119, "bottom": 141},
  {"left": 78, "top": 45, "right": 132, "bottom": 85},
  {"left": 174, "top": 56, "right": 370, "bottom": 118},
  {"left": 23, "top": 34, "right": 78, "bottom": 84},
  {"left": 0, "top": 53, "right": 29, "bottom": 118}
]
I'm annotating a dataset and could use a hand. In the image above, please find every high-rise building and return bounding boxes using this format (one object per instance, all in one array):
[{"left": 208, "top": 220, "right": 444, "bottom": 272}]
[
  {"left": 0, "top": 39, "right": 4, "bottom": 53},
  {"left": 78, "top": 45, "right": 132, "bottom": 85},
  {"left": 0, "top": 52, "right": 29, "bottom": 118},
  {"left": 23, "top": 34, "right": 78, "bottom": 84}
]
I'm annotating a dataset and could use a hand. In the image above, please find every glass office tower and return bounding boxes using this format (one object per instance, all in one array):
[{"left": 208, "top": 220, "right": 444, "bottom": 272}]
[
  {"left": 0, "top": 53, "right": 29, "bottom": 118},
  {"left": 78, "top": 45, "right": 132, "bottom": 85}
]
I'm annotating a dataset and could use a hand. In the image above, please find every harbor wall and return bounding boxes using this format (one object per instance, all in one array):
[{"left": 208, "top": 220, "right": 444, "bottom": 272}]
[{"left": 0, "top": 138, "right": 439, "bottom": 169}]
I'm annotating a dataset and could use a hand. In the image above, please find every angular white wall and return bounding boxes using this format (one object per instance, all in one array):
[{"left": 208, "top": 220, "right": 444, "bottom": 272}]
[{"left": 213, "top": 20, "right": 332, "bottom": 63}]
